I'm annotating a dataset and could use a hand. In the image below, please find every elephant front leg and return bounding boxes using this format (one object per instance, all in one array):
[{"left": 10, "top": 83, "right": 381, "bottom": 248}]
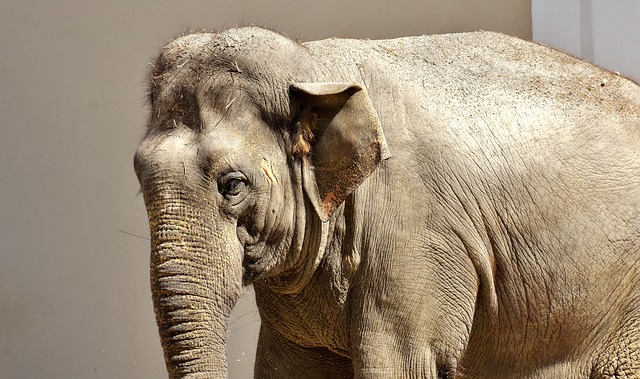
[
  {"left": 349, "top": 317, "right": 459, "bottom": 379},
  {"left": 254, "top": 323, "right": 354, "bottom": 379},
  {"left": 347, "top": 261, "right": 478, "bottom": 378}
]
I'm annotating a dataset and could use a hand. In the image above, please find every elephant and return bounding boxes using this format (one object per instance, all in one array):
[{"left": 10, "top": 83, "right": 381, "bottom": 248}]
[{"left": 134, "top": 26, "right": 640, "bottom": 379}]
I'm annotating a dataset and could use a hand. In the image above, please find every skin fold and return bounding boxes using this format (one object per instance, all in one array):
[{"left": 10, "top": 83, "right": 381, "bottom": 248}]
[{"left": 134, "top": 27, "right": 640, "bottom": 379}]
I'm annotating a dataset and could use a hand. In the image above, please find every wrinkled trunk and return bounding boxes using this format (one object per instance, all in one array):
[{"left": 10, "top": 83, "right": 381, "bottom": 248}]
[{"left": 145, "top": 185, "right": 242, "bottom": 379}]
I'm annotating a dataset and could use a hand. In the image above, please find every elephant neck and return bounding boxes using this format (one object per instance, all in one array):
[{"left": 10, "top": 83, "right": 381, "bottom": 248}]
[
  {"left": 265, "top": 200, "right": 333, "bottom": 294},
  {"left": 261, "top": 159, "right": 354, "bottom": 294},
  {"left": 253, "top": 203, "right": 353, "bottom": 354},
  {"left": 252, "top": 180, "right": 362, "bottom": 353}
]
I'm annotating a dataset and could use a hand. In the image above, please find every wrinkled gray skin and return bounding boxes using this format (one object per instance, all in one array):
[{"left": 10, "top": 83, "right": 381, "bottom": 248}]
[{"left": 134, "top": 27, "right": 640, "bottom": 379}]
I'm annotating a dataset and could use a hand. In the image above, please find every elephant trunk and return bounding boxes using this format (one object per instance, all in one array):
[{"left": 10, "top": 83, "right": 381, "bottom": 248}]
[{"left": 146, "top": 186, "right": 242, "bottom": 379}]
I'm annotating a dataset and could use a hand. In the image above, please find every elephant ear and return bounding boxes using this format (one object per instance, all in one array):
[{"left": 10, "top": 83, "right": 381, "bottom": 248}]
[{"left": 290, "top": 82, "right": 391, "bottom": 222}]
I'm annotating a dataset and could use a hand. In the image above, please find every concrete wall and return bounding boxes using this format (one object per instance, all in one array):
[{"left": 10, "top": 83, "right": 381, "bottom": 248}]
[
  {"left": 533, "top": 0, "right": 640, "bottom": 81},
  {"left": 0, "top": 1, "right": 530, "bottom": 378}
]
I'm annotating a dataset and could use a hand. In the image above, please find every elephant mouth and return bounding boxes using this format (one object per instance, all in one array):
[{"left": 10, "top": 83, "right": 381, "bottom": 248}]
[
  {"left": 243, "top": 258, "right": 266, "bottom": 284},
  {"left": 241, "top": 241, "right": 269, "bottom": 284},
  {"left": 236, "top": 225, "right": 266, "bottom": 283}
]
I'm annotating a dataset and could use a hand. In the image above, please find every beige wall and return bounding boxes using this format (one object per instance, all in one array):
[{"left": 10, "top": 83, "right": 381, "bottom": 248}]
[{"left": 0, "top": 1, "right": 530, "bottom": 378}]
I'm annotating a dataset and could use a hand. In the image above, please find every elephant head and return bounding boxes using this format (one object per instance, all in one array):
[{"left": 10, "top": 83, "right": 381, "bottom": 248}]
[{"left": 134, "top": 28, "right": 389, "bottom": 378}]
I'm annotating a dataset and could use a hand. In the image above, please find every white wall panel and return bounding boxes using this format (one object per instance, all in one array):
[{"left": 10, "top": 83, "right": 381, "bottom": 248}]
[{"left": 533, "top": 0, "right": 640, "bottom": 82}]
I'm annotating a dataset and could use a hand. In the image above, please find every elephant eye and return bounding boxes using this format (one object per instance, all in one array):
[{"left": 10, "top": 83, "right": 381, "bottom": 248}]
[
  {"left": 223, "top": 179, "right": 245, "bottom": 195},
  {"left": 219, "top": 173, "right": 249, "bottom": 202}
]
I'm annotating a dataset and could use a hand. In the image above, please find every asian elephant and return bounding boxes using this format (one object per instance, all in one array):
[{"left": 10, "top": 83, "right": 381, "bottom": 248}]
[{"left": 133, "top": 26, "right": 640, "bottom": 379}]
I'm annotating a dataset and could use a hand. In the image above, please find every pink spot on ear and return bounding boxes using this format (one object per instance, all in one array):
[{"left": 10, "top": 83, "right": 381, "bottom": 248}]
[{"left": 323, "top": 192, "right": 339, "bottom": 218}]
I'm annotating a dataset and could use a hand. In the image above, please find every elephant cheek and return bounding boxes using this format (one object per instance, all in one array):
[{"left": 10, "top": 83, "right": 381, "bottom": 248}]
[{"left": 145, "top": 189, "right": 243, "bottom": 379}]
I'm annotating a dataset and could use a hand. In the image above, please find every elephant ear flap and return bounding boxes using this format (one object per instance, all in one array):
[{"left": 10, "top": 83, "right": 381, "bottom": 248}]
[{"left": 290, "top": 82, "right": 391, "bottom": 221}]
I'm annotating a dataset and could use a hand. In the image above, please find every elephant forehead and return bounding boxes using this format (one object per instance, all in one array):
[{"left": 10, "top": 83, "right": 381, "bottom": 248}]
[
  {"left": 136, "top": 129, "right": 197, "bottom": 167},
  {"left": 200, "top": 122, "right": 281, "bottom": 164}
]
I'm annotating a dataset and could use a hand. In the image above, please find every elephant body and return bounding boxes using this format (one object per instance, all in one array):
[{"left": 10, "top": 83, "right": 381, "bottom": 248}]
[{"left": 134, "top": 28, "right": 640, "bottom": 378}]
